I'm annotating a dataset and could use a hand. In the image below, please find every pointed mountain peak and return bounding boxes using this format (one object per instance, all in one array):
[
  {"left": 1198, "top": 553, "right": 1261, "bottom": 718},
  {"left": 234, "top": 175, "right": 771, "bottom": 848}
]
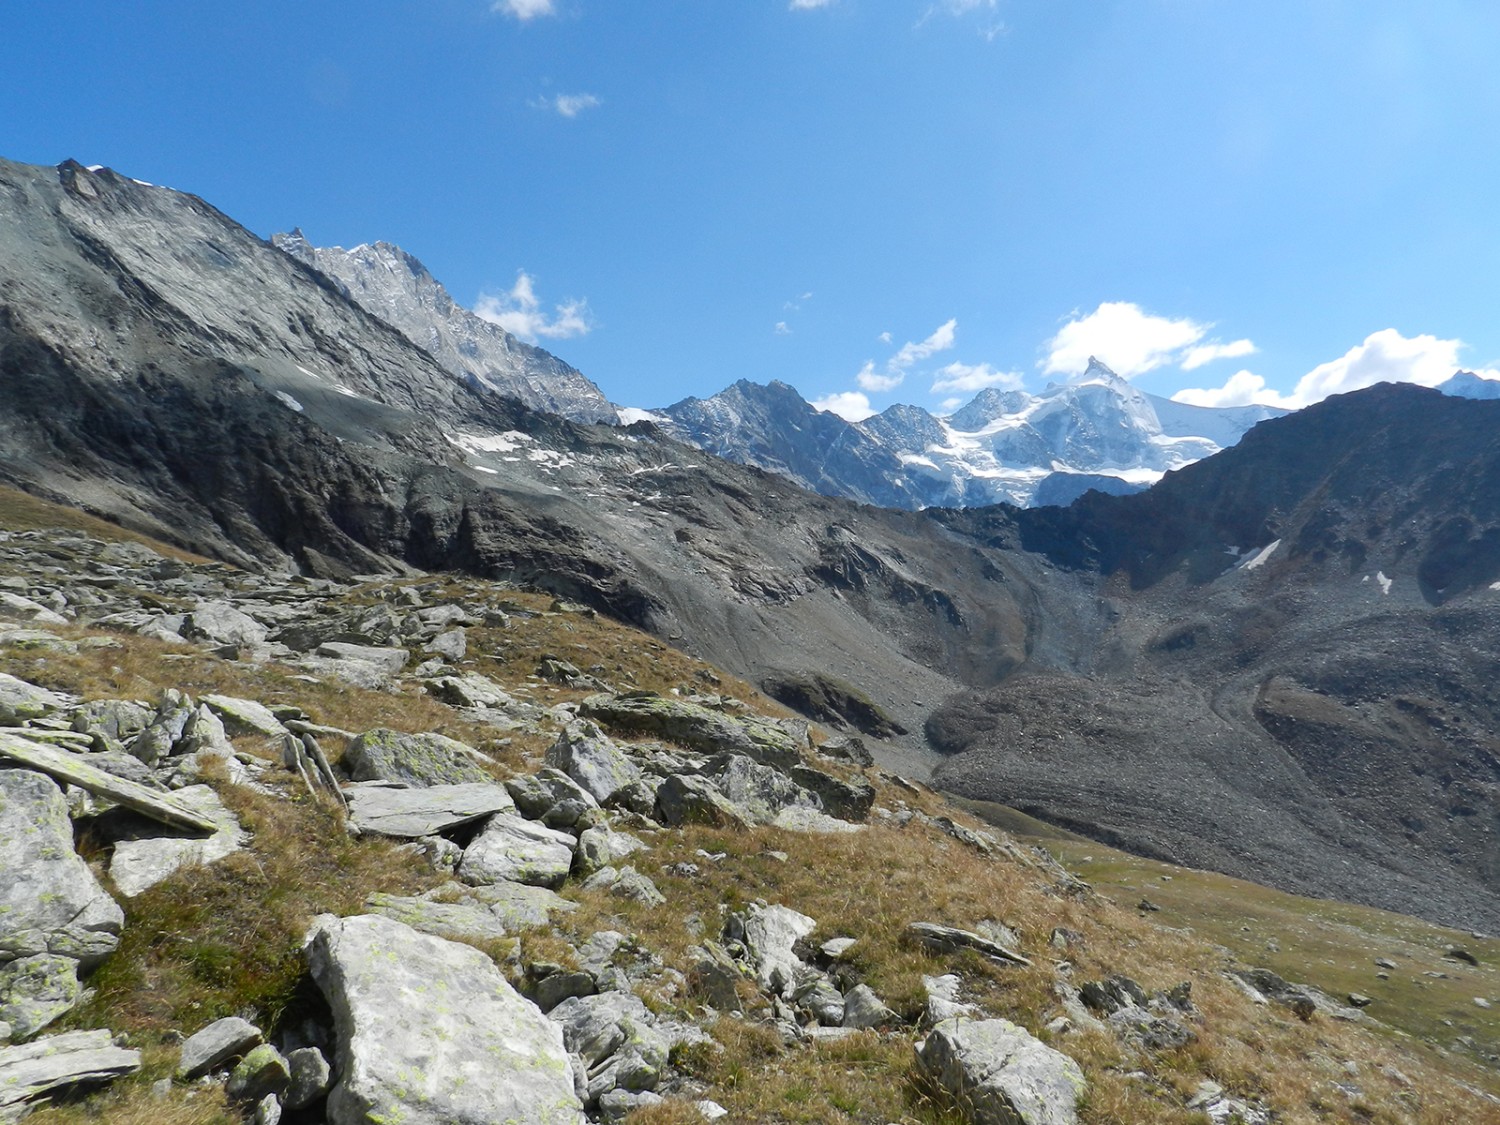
[{"left": 1080, "top": 356, "right": 1125, "bottom": 383}]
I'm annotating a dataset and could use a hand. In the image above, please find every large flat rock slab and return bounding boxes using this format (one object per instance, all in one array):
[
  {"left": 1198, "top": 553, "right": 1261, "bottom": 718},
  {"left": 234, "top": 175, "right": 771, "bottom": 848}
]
[
  {"left": 0, "top": 1029, "right": 141, "bottom": 1122},
  {"left": 918, "top": 1017, "right": 1086, "bottom": 1125},
  {"left": 0, "top": 770, "right": 123, "bottom": 966},
  {"left": 304, "top": 913, "right": 586, "bottom": 1125},
  {"left": 108, "top": 785, "right": 248, "bottom": 897},
  {"left": 345, "top": 782, "right": 514, "bottom": 838},
  {"left": 458, "top": 813, "right": 576, "bottom": 888}
]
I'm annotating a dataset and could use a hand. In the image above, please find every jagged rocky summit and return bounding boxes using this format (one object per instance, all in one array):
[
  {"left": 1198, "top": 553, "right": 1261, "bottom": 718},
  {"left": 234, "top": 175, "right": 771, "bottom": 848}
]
[
  {"left": 650, "top": 360, "right": 1287, "bottom": 509},
  {"left": 271, "top": 230, "right": 617, "bottom": 424}
]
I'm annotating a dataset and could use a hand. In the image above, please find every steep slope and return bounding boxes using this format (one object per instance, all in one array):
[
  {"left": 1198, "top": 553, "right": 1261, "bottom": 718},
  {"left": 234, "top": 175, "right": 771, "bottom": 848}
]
[
  {"left": 658, "top": 362, "right": 1285, "bottom": 509},
  {"left": 929, "top": 384, "right": 1500, "bottom": 930},
  {"left": 271, "top": 231, "right": 616, "bottom": 424}
]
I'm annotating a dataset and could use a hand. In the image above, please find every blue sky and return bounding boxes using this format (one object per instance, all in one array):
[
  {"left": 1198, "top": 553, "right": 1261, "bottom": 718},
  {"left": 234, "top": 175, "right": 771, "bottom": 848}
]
[{"left": 6, "top": 0, "right": 1499, "bottom": 418}]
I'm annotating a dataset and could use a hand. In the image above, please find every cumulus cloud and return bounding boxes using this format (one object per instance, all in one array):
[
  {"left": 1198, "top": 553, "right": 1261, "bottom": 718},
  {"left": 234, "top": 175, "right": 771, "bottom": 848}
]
[
  {"left": 494, "top": 0, "right": 555, "bottom": 21},
  {"left": 810, "top": 391, "right": 874, "bottom": 421},
  {"left": 474, "top": 271, "right": 592, "bottom": 343},
  {"left": 789, "top": 0, "right": 836, "bottom": 8},
  {"left": 1172, "top": 328, "right": 1499, "bottom": 410},
  {"left": 930, "top": 361, "right": 1023, "bottom": 394},
  {"left": 878, "top": 331, "right": 892, "bottom": 344},
  {"left": 1044, "top": 302, "right": 1209, "bottom": 378},
  {"left": 851, "top": 318, "right": 957, "bottom": 393},
  {"left": 774, "top": 321, "right": 792, "bottom": 336},
  {"left": 1180, "top": 338, "right": 1257, "bottom": 371},
  {"left": 553, "top": 93, "right": 601, "bottom": 117}
]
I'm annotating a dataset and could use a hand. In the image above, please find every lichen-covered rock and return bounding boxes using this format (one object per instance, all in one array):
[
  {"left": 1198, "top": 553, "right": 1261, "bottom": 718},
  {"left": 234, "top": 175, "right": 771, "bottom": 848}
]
[
  {"left": 545, "top": 721, "right": 641, "bottom": 803},
  {"left": 108, "top": 784, "right": 247, "bottom": 897},
  {"left": 703, "top": 754, "right": 820, "bottom": 823},
  {"left": 283, "top": 1046, "right": 331, "bottom": 1110},
  {"left": 918, "top": 1017, "right": 1086, "bottom": 1125},
  {"left": 342, "top": 728, "right": 492, "bottom": 787},
  {"left": 0, "top": 954, "right": 81, "bottom": 1040},
  {"left": 0, "top": 770, "right": 122, "bottom": 967},
  {"left": 580, "top": 692, "right": 805, "bottom": 769},
  {"left": 0, "top": 673, "right": 68, "bottom": 726},
  {"left": 363, "top": 892, "right": 513, "bottom": 943},
  {"left": 740, "top": 904, "right": 817, "bottom": 996},
  {"left": 654, "top": 774, "right": 750, "bottom": 828},
  {"left": 226, "top": 1043, "right": 290, "bottom": 1103},
  {"left": 459, "top": 813, "right": 576, "bottom": 888},
  {"left": 304, "top": 913, "right": 585, "bottom": 1125},
  {"left": 199, "top": 695, "right": 289, "bottom": 740},
  {"left": 177, "top": 1015, "right": 264, "bottom": 1079},
  {"left": 345, "top": 781, "right": 514, "bottom": 838},
  {"left": 0, "top": 1029, "right": 141, "bottom": 1120}
]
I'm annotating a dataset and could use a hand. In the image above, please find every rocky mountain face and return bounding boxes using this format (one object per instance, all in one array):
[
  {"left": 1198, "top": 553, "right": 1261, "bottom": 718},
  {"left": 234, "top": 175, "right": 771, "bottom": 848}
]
[
  {"left": 3, "top": 156, "right": 1500, "bottom": 945},
  {"left": 654, "top": 362, "right": 1287, "bottom": 509},
  {"left": 271, "top": 231, "right": 617, "bottom": 424}
]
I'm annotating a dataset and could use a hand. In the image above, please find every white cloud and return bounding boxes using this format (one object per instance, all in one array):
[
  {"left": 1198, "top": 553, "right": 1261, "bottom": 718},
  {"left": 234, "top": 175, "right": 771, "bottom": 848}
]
[
  {"left": 810, "top": 391, "right": 874, "bottom": 421},
  {"left": 790, "top": 0, "right": 836, "bottom": 7},
  {"left": 494, "top": 0, "right": 555, "bottom": 21},
  {"left": 1044, "top": 302, "right": 1209, "bottom": 378},
  {"left": 930, "top": 361, "right": 1023, "bottom": 394},
  {"left": 553, "top": 93, "right": 601, "bottom": 118},
  {"left": 938, "top": 396, "right": 964, "bottom": 413},
  {"left": 1180, "top": 338, "right": 1257, "bottom": 371},
  {"left": 474, "top": 271, "right": 592, "bottom": 343},
  {"left": 852, "top": 318, "right": 957, "bottom": 393},
  {"left": 774, "top": 321, "right": 792, "bottom": 336},
  {"left": 1172, "top": 327, "right": 1500, "bottom": 410},
  {"left": 856, "top": 363, "right": 904, "bottom": 393},
  {"left": 1171, "top": 370, "right": 1283, "bottom": 409},
  {"left": 878, "top": 331, "right": 892, "bottom": 344}
]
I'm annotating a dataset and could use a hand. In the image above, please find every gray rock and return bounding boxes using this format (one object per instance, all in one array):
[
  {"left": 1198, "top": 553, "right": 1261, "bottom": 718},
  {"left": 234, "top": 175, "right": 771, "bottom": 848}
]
[
  {"left": 460, "top": 880, "right": 578, "bottom": 929},
  {"left": 71, "top": 699, "right": 153, "bottom": 750},
  {"left": 177, "top": 704, "right": 235, "bottom": 758},
  {"left": 425, "top": 672, "right": 515, "bottom": 710},
  {"left": 128, "top": 689, "right": 196, "bottom": 765},
  {"left": 0, "top": 955, "right": 82, "bottom": 1040},
  {"left": 688, "top": 943, "right": 744, "bottom": 1012},
  {"left": 459, "top": 813, "right": 577, "bottom": 888},
  {"left": 574, "top": 826, "right": 647, "bottom": 876},
  {"left": 283, "top": 1045, "right": 331, "bottom": 1110},
  {"left": 908, "top": 922, "right": 1031, "bottom": 967},
  {"left": 545, "top": 721, "right": 642, "bottom": 803},
  {"left": 580, "top": 692, "right": 804, "bottom": 769},
  {"left": 0, "top": 592, "right": 68, "bottom": 627},
  {"left": 255, "top": 1093, "right": 282, "bottom": 1125},
  {"left": 0, "top": 769, "right": 123, "bottom": 966},
  {"left": 548, "top": 991, "right": 656, "bottom": 1069},
  {"left": 919, "top": 1017, "right": 1086, "bottom": 1125},
  {"left": 0, "top": 1029, "right": 141, "bottom": 1120},
  {"left": 654, "top": 774, "right": 750, "bottom": 828},
  {"left": 342, "top": 728, "right": 492, "bottom": 787},
  {"left": 177, "top": 1015, "right": 264, "bottom": 1079},
  {"left": 794, "top": 974, "right": 846, "bottom": 1026},
  {"left": 841, "top": 983, "right": 896, "bottom": 1029},
  {"left": 610, "top": 866, "right": 666, "bottom": 906},
  {"left": 423, "top": 628, "right": 467, "bottom": 661},
  {"left": 598, "top": 1089, "right": 663, "bottom": 1121},
  {"left": 305, "top": 914, "right": 585, "bottom": 1125},
  {"left": 226, "top": 1043, "right": 290, "bottom": 1103},
  {"left": 924, "top": 974, "right": 979, "bottom": 1024},
  {"left": 200, "top": 695, "right": 289, "bottom": 740},
  {"left": 345, "top": 782, "right": 514, "bottom": 838},
  {"left": 770, "top": 806, "right": 866, "bottom": 835},
  {"left": 0, "top": 672, "right": 69, "bottom": 725},
  {"left": 704, "top": 754, "right": 820, "bottom": 823},
  {"left": 741, "top": 904, "right": 817, "bottom": 996},
  {"left": 315, "top": 641, "right": 409, "bottom": 675},
  {"left": 364, "top": 892, "right": 512, "bottom": 943},
  {"left": 108, "top": 784, "right": 247, "bottom": 897},
  {"left": 789, "top": 764, "right": 875, "bottom": 821},
  {"left": 183, "top": 602, "right": 270, "bottom": 647}
]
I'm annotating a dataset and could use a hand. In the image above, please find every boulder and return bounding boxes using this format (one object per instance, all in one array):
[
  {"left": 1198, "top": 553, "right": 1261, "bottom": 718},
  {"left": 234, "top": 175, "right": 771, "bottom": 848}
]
[
  {"left": 908, "top": 922, "right": 1031, "bottom": 967},
  {"left": 459, "top": 813, "right": 577, "bottom": 888},
  {"left": 841, "top": 983, "right": 897, "bottom": 1030},
  {"left": 71, "top": 699, "right": 153, "bottom": 751},
  {"left": 0, "top": 769, "right": 123, "bottom": 966},
  {"left": 342, "top": 729, "right": 492, "bottom": 787},
  {"left": 703, "top": 754, "right": 819, "bottom": 823},
  {"left": 574, "top": 826, "right": 647, "bottom": 877},
  {"left": 108, "top": 784, "right": 247, "bottom": 897},
  {"left": 0, "top": 673, "right": 69, "bottom": 726},
  {"left": 462, "top": 881, "right": 578, "bottom": 930},
  {"left": 315, "top": 641, "right": 409, "bottom": 675},
  {"left": 0, "top": 1029, "right": 141, "bottom": 1120},
  {"left": 545, "top": 721, "right": 641, "bottom": 803},
  {"left": 654, "top": 774, "right": 750, "bottom": 828},
  {"left": 304, "top": 914, "right": 585, "bottom": 1125},
  {"left": 345, "top": 782, "right": 514, "bottom": 838},
  {"left": 364, "top": 893, "right": 513, "bottom": 943},
  {"left": 789, "top": 764, "right": 875, "bottom": 821},
  {"left": 0, "top": 593, "right": 68, "bottom": 627},
  {"left": 580, "top": 692, "right": 804, "bottom": 769},
  {"left": 182, "top": 602, "right": 270, "bottom": 647},
  {"left": 0, "top": 955, "right": 82, "bottom": 1040},
  {"left": 741, "top": 904, "right": 817, "bottom": 996},
  {"left": 423, "top": 628, "right": 466, "bottom": 661},
  {"left": 425, "top": 673, "right": 516, "bottom": 710},
  {"left": 177, "top": 1015, "right": 264, "bottom": 1079},
  {"left": 200, "top": 695, "right": 289, "bottom": 740},
  {"left": 918, "top": 1017, "right": 1086, "bottom": 1125},
  {"left": 283, "top": 1046, "right": 332, "bottom": 1110},
  {"left": 226, "top": 1043, "right": 290, "bottom": 1103}
]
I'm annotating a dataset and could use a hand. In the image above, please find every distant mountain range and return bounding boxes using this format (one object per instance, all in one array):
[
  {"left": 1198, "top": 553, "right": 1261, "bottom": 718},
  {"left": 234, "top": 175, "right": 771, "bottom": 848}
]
[{"left": 650, "top": 364, "right": 1288, "bottom": 509}]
